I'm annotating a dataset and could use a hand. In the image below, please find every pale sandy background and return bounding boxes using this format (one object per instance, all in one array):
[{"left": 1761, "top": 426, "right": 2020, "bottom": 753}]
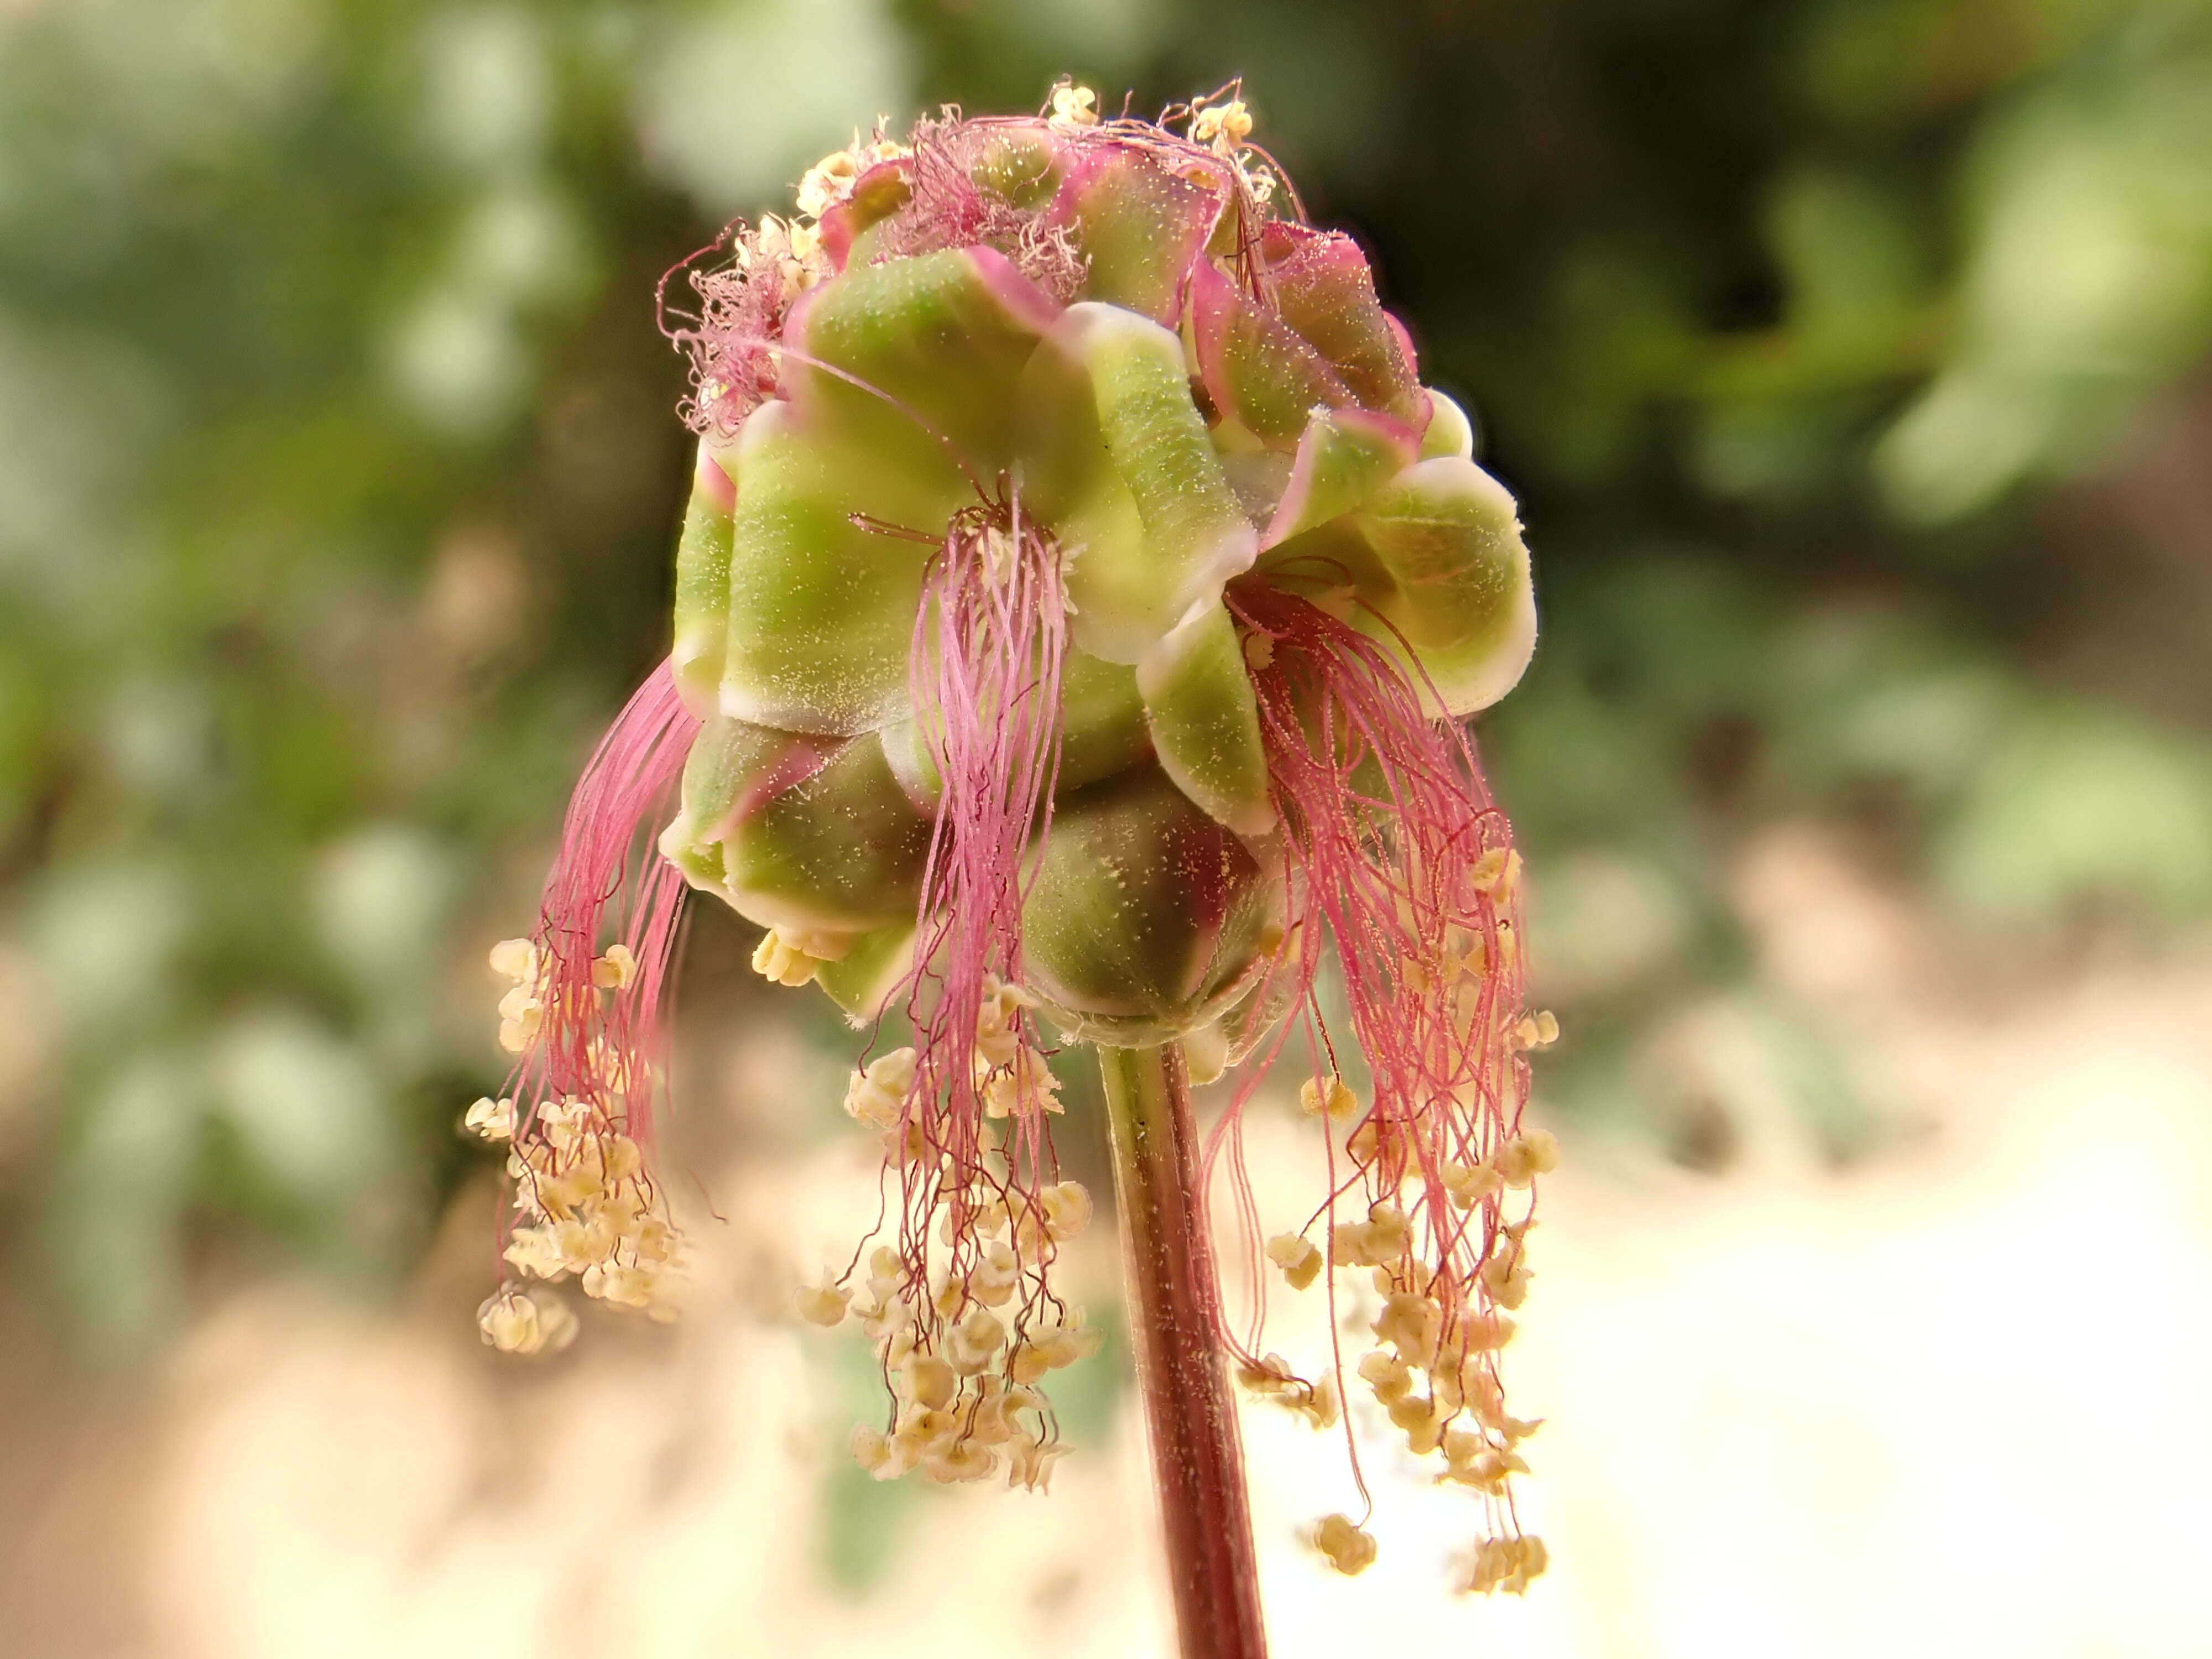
[{"left": 7, "top": 825, "right": 2206, "bottom": 1659}]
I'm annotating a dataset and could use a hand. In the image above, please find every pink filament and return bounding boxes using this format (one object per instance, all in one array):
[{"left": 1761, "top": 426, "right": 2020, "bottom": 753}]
[
  {"left": 1217, "top": 583, "right": 1529, "bottom": 1361},
  {"left": 507, "top": 660, "right": 701, "bottom": 1149},
  {"left": 896, "top": 501, "right": 1068, "bottom": 1271}
]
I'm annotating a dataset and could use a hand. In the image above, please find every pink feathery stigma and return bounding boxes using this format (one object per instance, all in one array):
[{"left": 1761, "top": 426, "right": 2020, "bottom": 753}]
[
  {"left": 895, "top": 497, "right": 1069, "bottom": 1276},
  {"left": 1220, "top": 582, "right": 1530, "bottom": 1376},
  {"left": 508, "top": 660, "right": 701, "bottom": 1150}
]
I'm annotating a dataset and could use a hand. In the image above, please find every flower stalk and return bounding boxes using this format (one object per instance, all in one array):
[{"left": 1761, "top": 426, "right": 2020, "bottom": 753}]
[{"left": 1099, "top": 1040, "right": 1269, "bottom": 1659}]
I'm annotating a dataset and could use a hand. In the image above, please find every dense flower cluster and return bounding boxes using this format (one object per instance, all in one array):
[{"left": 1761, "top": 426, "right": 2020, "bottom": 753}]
[{"left": 478, "top": 80, "right": 1550, "bottom": 1597}]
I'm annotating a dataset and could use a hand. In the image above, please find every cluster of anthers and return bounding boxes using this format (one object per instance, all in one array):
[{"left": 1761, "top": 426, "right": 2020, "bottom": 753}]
[
  {"left": 1229, "top": 855, "right": 1561, "bottom": 1588},
  {"left": 1254, "top": 1051, "right": 1559, "bottom": 1590},
  {"left": 790, "top": 975, "right": 1103, "bottom": 1490},
  {"left": 469, "top": 934, "right": 686, "bottom": 1352},
  {"left": 1214, "top": 577, "right": 1566, "bottom": 1595}
]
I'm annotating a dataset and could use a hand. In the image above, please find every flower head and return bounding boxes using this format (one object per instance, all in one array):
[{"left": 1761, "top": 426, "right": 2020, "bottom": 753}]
[{"left": 483, "top": 83, "right": 1548, "bottom": 1587}]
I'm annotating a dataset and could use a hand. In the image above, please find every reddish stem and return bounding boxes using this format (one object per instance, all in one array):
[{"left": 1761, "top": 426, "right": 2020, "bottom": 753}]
[{"left": 1098, "top": 1042, "right": 1269, "bottom": 1659}]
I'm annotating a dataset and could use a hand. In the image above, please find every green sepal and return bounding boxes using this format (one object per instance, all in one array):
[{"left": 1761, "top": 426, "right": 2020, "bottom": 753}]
[
  {"left": 785, "top": 247, "right": 1061, "bottom": 485},
  {"left": 1057, "top": 646, "right": 1153, "bottom": 791},
  {"left": 815, "top": 922, "right": 917, "bottom": 1024},
  {"left": 1021, "top": 764, "right": 1279, "bottom": 1041},
  {"left": 719, "top": 399, "right": 961, "bottom": 735},
  {"left": 1136, "top": 602, "right": 1274, "bottom": 836},
  {"left": 1260, "top": 455, "right": 1537, "bottom": 716},
  {"left": 1018, "top": 302, "right": 1258, "bottom": 664},
  {"left": 659, "top": 714, "right": 930, "bottom": 932},
  {"left": 1267, "top": 230, "right": 1425, "bottom": 425},
  {"left": 1053, "top": 147, "right": 1223, "bottom": 327},
  {"left": 1260, "top": 405, "right": 1420, "bottom": 549},
  {"left": 1188, "top": 256, "right": 1353, "bottom": 449},
  {"left": 877, "top": 716, "right": 942, "bottom": 809},
  {"left": 659, "top": 713, "right": 792, "bottom": 896},
  {"left": 671, "top": 449, "right": 735, "bottom": 717},
  {"left": 1420, "top": 389, "right": 1475, "bottom": 461},
  {"left": 968, "top": 127, "right": 1061, "bottom": 210}
]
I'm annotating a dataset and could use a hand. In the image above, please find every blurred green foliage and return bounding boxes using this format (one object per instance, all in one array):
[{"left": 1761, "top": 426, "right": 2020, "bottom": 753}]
[{"left": 4, "top": 0, "right": 2212, "bottom": 1349}]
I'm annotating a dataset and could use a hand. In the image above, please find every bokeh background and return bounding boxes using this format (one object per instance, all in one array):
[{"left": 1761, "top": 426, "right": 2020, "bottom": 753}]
[{"left": 4, "top": 1, "right": 2211, "bottom": 1654}]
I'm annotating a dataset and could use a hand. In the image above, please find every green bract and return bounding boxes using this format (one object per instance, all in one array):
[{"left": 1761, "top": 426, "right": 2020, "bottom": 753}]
[{"left": 658, "top": 109, "right": 1536, "bottom": 1039}]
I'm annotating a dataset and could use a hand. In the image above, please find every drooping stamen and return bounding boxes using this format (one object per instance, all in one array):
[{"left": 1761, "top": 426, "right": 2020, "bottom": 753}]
[
  {"left": 507, "top": 659, "right": 700, "bottom": 1148},
  {"left": 1217, "top": 581, "right": 1551, "bottom": 1582},
  {"left": 474, "top": 660, "right": 703, "bottom": 1349},
  {"left": 808, "top": 491, "right": 1099, "bottom": 1486},
  {"left": 901, "top": 495, "right": 1070, "bottom": 1226}
]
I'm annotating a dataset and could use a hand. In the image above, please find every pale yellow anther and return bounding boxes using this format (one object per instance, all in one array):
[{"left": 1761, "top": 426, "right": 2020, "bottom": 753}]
[
  {"left": 1313, "top": 1513, "right": 1378, "bottom": 1577},
  {"left": 1392, "top": 1393, "right": 1447, "bottom": 1455},
  {"left": 1192, "top": 96, "right": 1254, "bottom": 152},
  {"left": 1454, "top": 1447, "right": 1530, "bottom": 1494},
  {"left": 844, "top": 1046, "right": 916, "bottom": 1129},
  {"left": 582, "top": 1260, "right": 657, "bottom": 1309},
  {"left": 1358, "top": 1348, "right": 1413, "bottom": 1405},
  {"left": 925, "top": 1438, "right": 999, "bottom": 1484},
  {"left": 795, "top": 1280, "right": 850, "bottom": 1328},
  {"left": 1300, "top": 1074, "right": 1360, "bottom": 1123},
  {"left": 972, "top": 1239, "right": 1021, "bottom": 1307},
  {"left": 1237, "top": 1353, "right": 1298, "bottom": 1397},
  {"left": 1464, "top": 1533, "right": 1548, "bottom": 1596},
  {"left": 1006, "top": 1430, "right": 1068, "bottom": 1492},
  {"left": 929, "top": 1271, "right": 967, "bottom": 1322},
  {"left": 463, "top": 1095, "right": 515, "bottom": 1142},
  {"left": 795, "top": 149, "right": 861, "bottom": 218},
  {"left": 982, "top": 1044, "right": 1062, "bottom": 1120},
  {"left": 1495, "top": 1130, "right": 1560, "bottom": 1188},
  {"left": 1049, "top": 82, "right": 1100, "bottom": 128},
  {"left": 1041, "top": 1180, "right": 1092, "bottom": 1241},
  {"left": 476, "top": 1285, "right": 577, "bottom": 1356},
  {"left": 974, "top": 974, "right": 1039, "bottom": 1067},
  {"left": 1445, "top": 1159, "right": 1503, "bottom": 1211},
  {"left": 1470, "top": 847, "right": 1522, "bottom": 898},
  {"left": 1480, "top": 1251, "right": 1533, "bottom": 1311},
  {"left": 901, "top": 1352, "right": 958, "bottom": 1411},
  {"left": 893, "top": 1404, "right": 957, "bottom": 1460},
  {"left": 488, "top": 937, "right": 537, "bottom": 982},
  {"left": 1366, "top": 1200, "right": 1410, "bottom": 1257},
  {"left": 751, "top": 927, "right": 832, "bottom": 988},
  {"left": 1013, "top": 1312, "right": 1101, "bottom": 1381},
  {"left": 591, "top": 943, "right": 638, "bottom": 991},
  {"left": 1291, "top": 1373, "right": 1340, "bottom": 1431},
  {"left": 884, "top": 1114, "right": 929, "bottom": 1165},
  {"left": 1443, "top": 1425, "right": 1486, "bottom": 1469},
  {"left": 950, "top": 1308, "right": 1007, "bottom": 1373},
  {"left": 850, "top": 1423, "right": 909, "bottom": 1481},
  {"left": 497, "top": 994, "right": 542, "bottom": 1053},
  {"left": 1265, "top": 1232, "right": 1323, "bottom": 1291},
  {"left": 503, "top": 1225, "right": 569, "bottom": 1281}
]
